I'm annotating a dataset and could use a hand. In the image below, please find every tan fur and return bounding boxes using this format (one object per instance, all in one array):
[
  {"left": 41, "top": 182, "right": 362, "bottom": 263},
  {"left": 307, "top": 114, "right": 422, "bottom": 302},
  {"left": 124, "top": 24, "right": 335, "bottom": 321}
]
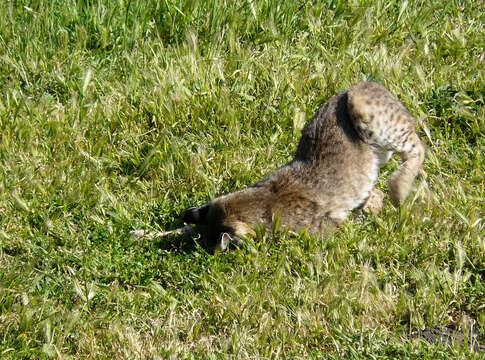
[{"left": 184, "top": 82, "right": 425, "bottom": 246}]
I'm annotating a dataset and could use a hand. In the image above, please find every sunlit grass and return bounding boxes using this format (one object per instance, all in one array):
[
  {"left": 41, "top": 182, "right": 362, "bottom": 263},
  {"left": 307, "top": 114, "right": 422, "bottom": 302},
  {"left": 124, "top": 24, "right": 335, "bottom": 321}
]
[{"left": 0, "top": 0, "right": 483, "bottom": 358}]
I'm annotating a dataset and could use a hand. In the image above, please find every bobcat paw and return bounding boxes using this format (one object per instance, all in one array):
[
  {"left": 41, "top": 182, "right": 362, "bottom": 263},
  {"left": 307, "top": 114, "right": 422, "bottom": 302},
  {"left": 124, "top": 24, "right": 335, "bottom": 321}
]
[{"left": 362, "top": 188, "right": 384, "bottom": 215}]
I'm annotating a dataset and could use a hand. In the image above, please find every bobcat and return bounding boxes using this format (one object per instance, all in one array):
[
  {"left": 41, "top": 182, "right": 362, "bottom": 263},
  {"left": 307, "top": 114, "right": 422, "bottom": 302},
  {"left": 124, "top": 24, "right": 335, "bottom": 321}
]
[{"left": 183, "top": 82, "right": 425, "bottom": 251}]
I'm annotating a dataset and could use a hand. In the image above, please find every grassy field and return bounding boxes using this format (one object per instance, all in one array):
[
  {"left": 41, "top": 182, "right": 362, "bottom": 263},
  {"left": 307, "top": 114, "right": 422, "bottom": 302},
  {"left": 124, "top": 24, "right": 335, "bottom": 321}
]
[{"left": 0, "top": 0, "right": 484, "bottom": 358}]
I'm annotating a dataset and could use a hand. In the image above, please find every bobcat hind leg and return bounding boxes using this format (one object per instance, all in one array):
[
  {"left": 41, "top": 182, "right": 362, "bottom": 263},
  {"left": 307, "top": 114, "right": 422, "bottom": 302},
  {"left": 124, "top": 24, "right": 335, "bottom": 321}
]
[{"left": 348, "top": 82, "right": 425, "bottom": 205}]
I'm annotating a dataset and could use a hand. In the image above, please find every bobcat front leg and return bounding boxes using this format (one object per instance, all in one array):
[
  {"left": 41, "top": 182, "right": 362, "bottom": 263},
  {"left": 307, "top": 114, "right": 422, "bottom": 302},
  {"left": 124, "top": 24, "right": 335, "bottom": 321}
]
[{"left": 361, "top": 188, "right": 384, "bottom": 215}]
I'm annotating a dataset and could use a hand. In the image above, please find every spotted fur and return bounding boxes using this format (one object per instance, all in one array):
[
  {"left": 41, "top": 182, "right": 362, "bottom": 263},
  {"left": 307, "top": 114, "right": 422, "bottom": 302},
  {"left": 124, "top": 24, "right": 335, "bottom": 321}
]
[{"left": 184, "top": 82, "right": 425, "bottom": 250}]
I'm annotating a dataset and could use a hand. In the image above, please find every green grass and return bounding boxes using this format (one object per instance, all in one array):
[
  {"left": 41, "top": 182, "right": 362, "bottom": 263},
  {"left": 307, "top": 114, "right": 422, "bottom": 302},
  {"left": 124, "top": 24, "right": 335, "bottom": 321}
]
[{"left": 0, "top": 0, "right": 484, "bottom": 358}]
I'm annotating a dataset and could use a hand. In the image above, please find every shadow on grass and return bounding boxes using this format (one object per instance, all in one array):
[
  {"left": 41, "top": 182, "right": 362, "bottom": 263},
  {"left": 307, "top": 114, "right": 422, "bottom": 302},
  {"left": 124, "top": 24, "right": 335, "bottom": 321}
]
[{"left": 149, "top": 229, "right": 220, "bottom": 255}]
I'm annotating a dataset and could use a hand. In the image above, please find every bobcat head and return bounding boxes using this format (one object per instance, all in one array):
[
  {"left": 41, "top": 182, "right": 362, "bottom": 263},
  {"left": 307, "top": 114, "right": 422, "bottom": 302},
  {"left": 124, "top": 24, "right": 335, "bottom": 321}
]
[{"left": 182, "top": 200, "right": 251, "bottom": 251}]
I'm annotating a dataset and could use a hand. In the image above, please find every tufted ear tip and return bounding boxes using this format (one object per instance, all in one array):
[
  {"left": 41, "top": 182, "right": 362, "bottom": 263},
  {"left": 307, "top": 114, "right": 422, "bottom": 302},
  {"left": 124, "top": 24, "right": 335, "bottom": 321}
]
[{"left": 182, "top": 204, "right": 210, "bottom": 224}]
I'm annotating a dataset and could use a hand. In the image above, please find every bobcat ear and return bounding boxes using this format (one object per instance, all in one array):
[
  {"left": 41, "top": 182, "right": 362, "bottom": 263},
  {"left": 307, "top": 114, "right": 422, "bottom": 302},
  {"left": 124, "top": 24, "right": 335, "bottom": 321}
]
[
  {"left": 215, "top": 232, "right": 231, "bottom": 252},
  {"left": 214, "top": 232, "right": 243, "bottom": 252},
  {"left": 182, "top": 204, "right": 210, "bottom": 224}
]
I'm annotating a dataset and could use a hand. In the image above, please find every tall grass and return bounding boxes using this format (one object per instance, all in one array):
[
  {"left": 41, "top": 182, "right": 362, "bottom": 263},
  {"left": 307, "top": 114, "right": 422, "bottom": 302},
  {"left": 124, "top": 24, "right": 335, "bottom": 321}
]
[{"left": 0, "top": 0, "right": 483, "bottom": 358}]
